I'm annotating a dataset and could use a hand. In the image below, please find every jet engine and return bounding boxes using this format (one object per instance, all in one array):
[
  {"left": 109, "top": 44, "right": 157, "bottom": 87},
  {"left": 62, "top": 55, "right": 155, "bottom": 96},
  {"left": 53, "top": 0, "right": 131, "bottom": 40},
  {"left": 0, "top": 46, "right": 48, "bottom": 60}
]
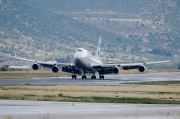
[
  {"left": 138, "top": 65, "right": 146, "bottom": 72},
  {"left": 112, "top": 67, "right": 119, "bottom": 74},
  {"left": 62, "top": 67, "right": 81, "bottom": 74},
  {"left": 32, "top": 63, "right": 39, "bottom": 70},
  {"left": 98, "top": 67, "right": 120, "bottom": 74},
  {"left": 52, "top": 66, "right": 59, "bottom": 73}
]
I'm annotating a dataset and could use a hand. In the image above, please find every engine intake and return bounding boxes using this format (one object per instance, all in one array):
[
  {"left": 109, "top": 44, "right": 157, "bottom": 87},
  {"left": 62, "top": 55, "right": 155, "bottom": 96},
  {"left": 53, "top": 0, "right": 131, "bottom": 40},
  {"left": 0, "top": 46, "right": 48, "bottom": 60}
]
[
  {"left": 113, "top": 67, "right": 119, "bottom": 74},
  {"left": 32, "top": 63, "right": 39, "bottom": 70},
  {"left": 138, "top": 65, "right": 146, "bottom": 72},
  {"left": 52, "top": 66, "right": 59, "bottom": 73}
]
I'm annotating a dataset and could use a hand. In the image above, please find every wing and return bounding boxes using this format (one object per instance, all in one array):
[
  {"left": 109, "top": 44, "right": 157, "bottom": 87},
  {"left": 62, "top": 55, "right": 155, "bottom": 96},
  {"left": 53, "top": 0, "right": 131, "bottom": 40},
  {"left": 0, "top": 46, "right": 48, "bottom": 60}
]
[
  {"left": 120, "top": 60, "right": 170, "bottom": 70},
  {"left": 0, "top": 63, "right": 9, "bottom": 71},
  {"left": 15, "top": 54, "right": 74, "bottom": 68},
  {"left": 92, "top": 60, "right": 170, "bottom": 72},
  {"left": 8, "top": 65, "right": 31, "bottom": 70}
]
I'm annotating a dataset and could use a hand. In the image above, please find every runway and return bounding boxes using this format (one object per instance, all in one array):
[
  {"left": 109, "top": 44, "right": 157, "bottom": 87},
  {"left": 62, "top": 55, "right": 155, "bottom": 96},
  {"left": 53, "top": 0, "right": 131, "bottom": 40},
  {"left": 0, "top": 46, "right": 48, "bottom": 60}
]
[
  {"left": 0, "top": 72, "right": 179, "bottom": 85},
  {"left": 0, "top": 100, "right": 180, "bottom": 119},
  {"left": 0, "top": 72, "right": 180, "bottom": 118}
]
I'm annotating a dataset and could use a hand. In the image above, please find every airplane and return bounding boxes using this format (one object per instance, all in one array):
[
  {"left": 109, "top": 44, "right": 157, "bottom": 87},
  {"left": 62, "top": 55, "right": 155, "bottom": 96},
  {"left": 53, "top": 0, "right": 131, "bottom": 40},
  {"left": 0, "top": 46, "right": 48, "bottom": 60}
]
[
  {"left": 8, "top": 65, "right": 31, "bottom": 70},
  {"left": 0, "top": 63, "right": 31, "bottom": 71},
  {"left": 0, "top": 63, "right": 10, "bottom": 71},
  {"left": 15, "top": 36, "right": 170, "bottom": 79}
]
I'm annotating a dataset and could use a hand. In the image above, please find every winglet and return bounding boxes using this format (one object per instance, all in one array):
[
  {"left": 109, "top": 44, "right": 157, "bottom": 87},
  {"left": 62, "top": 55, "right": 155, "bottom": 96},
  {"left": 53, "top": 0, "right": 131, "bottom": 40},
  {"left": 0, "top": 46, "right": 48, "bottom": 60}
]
[{"left": 96, "top": 36, "right": 102, "bottom": 59}]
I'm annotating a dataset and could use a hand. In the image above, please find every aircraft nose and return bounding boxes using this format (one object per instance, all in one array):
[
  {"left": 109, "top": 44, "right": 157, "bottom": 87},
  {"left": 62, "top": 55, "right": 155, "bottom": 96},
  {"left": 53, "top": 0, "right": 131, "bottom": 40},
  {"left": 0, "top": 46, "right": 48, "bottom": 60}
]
[
  {"left": 74, "top": 49, "right": 86, "bottom": 58},
  {"left": 74, "top": 58, "right": 82, "bottom": 67}
]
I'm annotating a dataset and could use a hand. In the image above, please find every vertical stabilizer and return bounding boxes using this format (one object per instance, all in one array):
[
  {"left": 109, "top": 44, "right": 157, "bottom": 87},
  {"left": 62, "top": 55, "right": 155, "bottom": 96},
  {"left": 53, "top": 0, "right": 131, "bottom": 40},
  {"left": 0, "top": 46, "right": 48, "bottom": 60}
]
[{"left": 96, "top": 36, "right": 102, "bottom": 59}]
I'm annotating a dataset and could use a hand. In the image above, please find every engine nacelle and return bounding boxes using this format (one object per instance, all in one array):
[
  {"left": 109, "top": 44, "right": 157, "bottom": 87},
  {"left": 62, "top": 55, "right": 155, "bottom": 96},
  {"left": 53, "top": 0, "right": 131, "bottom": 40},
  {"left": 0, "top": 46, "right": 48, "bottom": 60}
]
[
  {"left": 113, "top": 67, "right": 119, "bottom": 74},
  {"left": 32, "top": 63, "right": 39, "bottom": 70},
  {"left": 98, "top": 67, "right": 120, "bottom": 75},
  {"left": 62, "top": 67, "right": 81, "bottom": 74},
  {"left": 52, "top": 66, "right": 59, "bottom": 73},
  {"left": 138, "top": 65, "right": 146, "bottom": 72}
]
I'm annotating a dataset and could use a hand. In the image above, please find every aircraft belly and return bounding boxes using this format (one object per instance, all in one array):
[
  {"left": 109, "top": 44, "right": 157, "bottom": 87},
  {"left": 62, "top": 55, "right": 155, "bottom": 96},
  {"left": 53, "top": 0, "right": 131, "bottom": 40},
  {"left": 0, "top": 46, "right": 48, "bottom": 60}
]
[
  {"left": 75, "top": 58, "right": 86, "bottom": 68},
  {"left": 74, "top": 58, "right": 95, "bottom": 72}
]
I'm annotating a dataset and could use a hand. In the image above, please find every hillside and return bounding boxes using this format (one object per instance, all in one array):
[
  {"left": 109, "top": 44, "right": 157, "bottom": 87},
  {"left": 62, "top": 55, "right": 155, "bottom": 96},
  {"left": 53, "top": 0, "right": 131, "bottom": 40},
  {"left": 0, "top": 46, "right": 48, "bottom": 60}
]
[
  {"left": 0, "top": 0, "right": 179, "bottom": 68},
  {"left": 23, "top": 0, "right": 180, "bottom": 32},
  {"left": 0, "top": 0, "right": 118, "bottom": 61}
]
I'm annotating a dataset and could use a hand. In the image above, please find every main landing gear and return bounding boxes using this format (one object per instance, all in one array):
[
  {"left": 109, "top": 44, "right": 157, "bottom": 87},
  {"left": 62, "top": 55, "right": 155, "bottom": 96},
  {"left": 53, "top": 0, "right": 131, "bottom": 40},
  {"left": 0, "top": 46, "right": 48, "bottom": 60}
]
[
  {"left": 91, "top": 75, "right": 104, "bottom": 79},
  {"left": 99, "top": 75, "right": 104, "bottom": 80},
  {"left": 72, "top": 73, "right": 104, "bottom": 79},
  {"left": 82, "top": 75, "right": 87, "bottom": 79},
  {"left": 72, "top": 74, "right": 76, "bottom": 79},
  {"left": 91, "top": 75, "right": 96, "bottom": 79}
]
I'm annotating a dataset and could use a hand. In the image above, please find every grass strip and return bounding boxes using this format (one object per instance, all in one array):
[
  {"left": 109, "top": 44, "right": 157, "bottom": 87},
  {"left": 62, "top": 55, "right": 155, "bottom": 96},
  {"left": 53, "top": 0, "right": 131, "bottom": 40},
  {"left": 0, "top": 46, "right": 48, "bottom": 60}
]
[
  {"left": 125, "top": 81, "right": 180, "bottom": 85},
  {"left": 0, "top": 94, "right": 180, "bottom": 104},
  {"left": 0, "top": 70, "right": 71, "bottom": 79}
]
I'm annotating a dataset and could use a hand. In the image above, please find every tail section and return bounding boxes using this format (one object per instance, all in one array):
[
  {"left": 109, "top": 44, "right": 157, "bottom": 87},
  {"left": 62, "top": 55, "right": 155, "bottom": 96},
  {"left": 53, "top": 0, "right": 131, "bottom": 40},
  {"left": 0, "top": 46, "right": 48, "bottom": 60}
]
[{"left": 96, "top": 36, "right": 102, "bottom": 59}]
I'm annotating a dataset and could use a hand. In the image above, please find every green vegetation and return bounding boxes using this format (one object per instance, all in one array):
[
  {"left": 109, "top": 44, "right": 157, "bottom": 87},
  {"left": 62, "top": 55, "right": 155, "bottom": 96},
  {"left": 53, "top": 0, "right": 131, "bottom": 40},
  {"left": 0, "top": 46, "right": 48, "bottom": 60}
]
[
  {"left": 125, "top": 81, "right": 180, "bottom": 85},
  {"left": 0, "top": 94, "right": 179, "bottom": 104},
  {"left": 0, "top": 83, "right": 180, "bottom": 104}
]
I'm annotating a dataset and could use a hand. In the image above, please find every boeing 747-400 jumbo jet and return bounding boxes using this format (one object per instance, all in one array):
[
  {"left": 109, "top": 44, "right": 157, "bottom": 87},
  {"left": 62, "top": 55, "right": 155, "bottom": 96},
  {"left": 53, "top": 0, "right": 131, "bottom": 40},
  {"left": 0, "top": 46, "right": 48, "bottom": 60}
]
[{"left": 15, "top": 36, "right": 169, "bottom": 79}]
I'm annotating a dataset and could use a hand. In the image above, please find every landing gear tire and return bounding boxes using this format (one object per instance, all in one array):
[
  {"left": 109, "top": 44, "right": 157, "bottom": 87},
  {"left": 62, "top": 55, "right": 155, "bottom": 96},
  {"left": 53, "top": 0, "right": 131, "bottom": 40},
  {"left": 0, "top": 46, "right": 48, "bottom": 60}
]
[
  {"left": 91, "top": 75, "right": 96, "bottom": 79},
  {"left": 99, "top": 75, "right": 104, "bottom": 80},
  {"left": 82, "top": 75, "right": 87, "bottom": 79},
  {"left": 72, "top": 74, "right": 76, "bottom": 79}
]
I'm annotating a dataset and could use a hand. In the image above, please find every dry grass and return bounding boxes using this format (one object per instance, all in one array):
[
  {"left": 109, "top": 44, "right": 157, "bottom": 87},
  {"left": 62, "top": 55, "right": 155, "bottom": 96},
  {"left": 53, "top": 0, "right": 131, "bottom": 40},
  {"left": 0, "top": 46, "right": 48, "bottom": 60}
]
[
  {"left": 0, "top": 69, "right": 179, "bottom": 79},
  {"left": 0, "top": 84, "right": 180, "bottom": 100},
  {"left": 0, "top": 70, "right": 71, "bottom": 79}
]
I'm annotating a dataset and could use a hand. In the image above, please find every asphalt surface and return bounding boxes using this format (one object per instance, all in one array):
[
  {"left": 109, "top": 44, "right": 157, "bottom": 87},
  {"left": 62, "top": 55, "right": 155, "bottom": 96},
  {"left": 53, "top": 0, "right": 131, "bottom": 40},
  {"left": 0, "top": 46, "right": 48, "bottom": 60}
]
[
  {"left": 0, "top": 100, "right": 180, "bottom": 119},
  {"left": 0, "top": 72, "right": 180, "bottom": 119},
  {"left": 0, "top": 72, "right": 179, "bottom": 85}
]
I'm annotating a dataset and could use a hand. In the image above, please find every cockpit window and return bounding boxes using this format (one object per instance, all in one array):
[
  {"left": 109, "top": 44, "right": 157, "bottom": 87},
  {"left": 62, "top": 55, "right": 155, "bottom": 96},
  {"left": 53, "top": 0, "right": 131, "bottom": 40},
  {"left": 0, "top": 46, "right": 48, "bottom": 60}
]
[{"left": 77, "top": 49, "right": 82, "bottom": 51}]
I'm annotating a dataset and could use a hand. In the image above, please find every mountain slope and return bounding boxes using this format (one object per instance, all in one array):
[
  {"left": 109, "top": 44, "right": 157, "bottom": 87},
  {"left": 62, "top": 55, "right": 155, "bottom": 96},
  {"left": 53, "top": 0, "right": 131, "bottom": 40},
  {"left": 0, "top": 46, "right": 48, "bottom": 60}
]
[
  {"left": 0, "top": 0, "right": 118, "bottom": 61},
  {"left": 22, "top": 0, "right": 179, "bottom": 63},
  {"left": 0, "top": 0, "right": 178, "bottom": 67}
]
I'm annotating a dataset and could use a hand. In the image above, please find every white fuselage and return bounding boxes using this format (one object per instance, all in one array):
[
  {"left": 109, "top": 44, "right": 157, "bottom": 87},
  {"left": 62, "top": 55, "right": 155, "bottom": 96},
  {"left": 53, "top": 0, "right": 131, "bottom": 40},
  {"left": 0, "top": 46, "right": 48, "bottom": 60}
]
[{"left": 74, "top": 48, "right": 102, "bottom": 72}]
